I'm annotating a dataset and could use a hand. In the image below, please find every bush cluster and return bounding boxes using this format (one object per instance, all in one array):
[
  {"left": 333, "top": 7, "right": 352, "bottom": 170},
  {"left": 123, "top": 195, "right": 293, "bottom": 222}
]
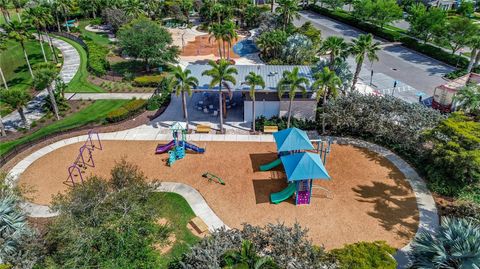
[
  {"left": 105, "top": 99, "right": 146, "bottom": 123},
  {"left": 132, "top": 74, "right": 165, "bottom": 87},
  {"left": 307, "top": 5, "right": 468, "bottom": 68},
  {"left": 330, "top": 241, "right": 397, "bottom": 269},
  {"left": 255, "top": 115, "right": 317, "bottom": 131},
  {"left": 85, "top": 40, "right": 110, "bottom": 76}
]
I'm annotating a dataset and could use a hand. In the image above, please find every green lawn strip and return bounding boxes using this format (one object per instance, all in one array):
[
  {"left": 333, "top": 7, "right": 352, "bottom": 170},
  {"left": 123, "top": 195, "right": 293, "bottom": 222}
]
[
  {"left": 53, "top": 35, "right": 105, "bottom": 93},
  {"left": 0, "top": 100, "right": 127, "bottom": 156},
  {"left": 78, "top": 20, "right": 112, "bottom": 47},
  {"left": 1, "top": 39, "right": 55, "bottom": 92},
  {"left": 148, "top": 192, "right": 200, "bottom": 267}
]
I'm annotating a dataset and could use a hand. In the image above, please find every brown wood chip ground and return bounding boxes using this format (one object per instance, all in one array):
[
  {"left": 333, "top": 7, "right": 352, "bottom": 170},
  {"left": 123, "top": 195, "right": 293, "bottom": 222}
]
[{"left": 19, "top": 141, "right": 419, "bottom": 250}]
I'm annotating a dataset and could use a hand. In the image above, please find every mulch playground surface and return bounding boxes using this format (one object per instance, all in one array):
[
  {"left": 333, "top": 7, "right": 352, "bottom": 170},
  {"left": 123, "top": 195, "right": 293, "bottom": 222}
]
[{"left": 19, "top": 141, "right": 419, "bottom": 250}]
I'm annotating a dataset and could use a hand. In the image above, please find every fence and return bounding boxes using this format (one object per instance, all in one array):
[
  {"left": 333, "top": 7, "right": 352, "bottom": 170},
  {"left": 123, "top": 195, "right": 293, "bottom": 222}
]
[{"left": 53, "top": 32, "right": 88, "bottom": 52}]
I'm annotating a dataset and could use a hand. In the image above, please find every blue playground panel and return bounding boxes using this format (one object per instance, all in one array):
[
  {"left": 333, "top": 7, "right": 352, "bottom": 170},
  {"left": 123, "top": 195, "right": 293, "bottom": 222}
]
[{"left": 233, "top": 40, "right": 259, "bottom": 56}]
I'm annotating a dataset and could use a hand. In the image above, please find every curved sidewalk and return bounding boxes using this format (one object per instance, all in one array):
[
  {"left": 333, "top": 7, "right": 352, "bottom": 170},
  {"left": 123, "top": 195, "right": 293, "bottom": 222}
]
[
  {"left": 2, "top": 36, "right": 81, "bottom": 131},
  {"left": 9, "top": 132, "right": 437, "bottom": 268}
]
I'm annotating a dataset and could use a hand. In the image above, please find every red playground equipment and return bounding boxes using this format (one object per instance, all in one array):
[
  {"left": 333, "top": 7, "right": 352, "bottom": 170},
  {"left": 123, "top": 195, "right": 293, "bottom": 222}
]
[{"left": 65, "top": 130, "right": 103, "bottom": 186}]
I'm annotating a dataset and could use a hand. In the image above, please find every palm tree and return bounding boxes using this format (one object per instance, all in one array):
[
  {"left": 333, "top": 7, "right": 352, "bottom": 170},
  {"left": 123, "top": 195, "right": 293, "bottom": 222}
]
[
  {"left": 170, "top": 65, "right": 199, "bottom": 132},
  {"left": 179, "top": 0, "right": 193, "bottom": 24},
  {"left": 24, "top": 6, "right": 51, "bottom": 63},
  {"left": 277, "top": 67, "right": 309, "bottom": 128},
  {"left": 276, "top": 0, "right": 301, "bottom": 30},
  {"left": 320, "top": 36, "right": 349, "bottom": 69},
  {"left": 12, "top": 0, "right": 23, "bottom": 22},
  {"left": 312, "top": 67, "right": 342, "bottom": 134},
  {"left": 0, "top": 0, "right": 11, "bottom": 23},
  {"left": 202, "top": 59, "right": 238, "bottom": 133},
  {"left": 0, "top": 89, "right": 31, "bottom": 129},
  {"left": 222, "top": 20, "right": 238, "bottom": 60},
  {"left": 209, "top": 23, "right": 224, "bottom": 59},
  {"left": 467, "top": 36, "right": 480, "bottom": 73},
  {"left": 5, "top": 21, "right": 35, "bottom": 79},
  {"left": 33, "top": 64, "right": 60, "bottom": 120},
  {"left": 123, "top": 0, "right": 145, "bottom": 18},
  {"left": 222, "top": 240, "right": 277, "bottom": 269},
  {"left": 57, "top": 0, "right": 72, "bottom": 32},
  {"left": 244, "top": 72, "right": 265, "bottom": 132},
  {"left": 454, "top": 85, "right": 480, "bottom": 115},
  {"left": 349, "top": 33, "right": 380, "bottom": 92}
]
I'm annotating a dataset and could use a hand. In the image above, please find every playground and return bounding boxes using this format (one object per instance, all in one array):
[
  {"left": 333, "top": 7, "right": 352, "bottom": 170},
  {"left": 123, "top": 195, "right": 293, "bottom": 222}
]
[{"left": 18, "top": 129, "right": 419, "bottom": 250}]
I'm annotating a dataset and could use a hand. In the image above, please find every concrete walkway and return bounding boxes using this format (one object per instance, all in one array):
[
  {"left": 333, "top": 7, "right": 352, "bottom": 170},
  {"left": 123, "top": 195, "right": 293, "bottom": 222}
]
[
  {"left": 2, "top": 36, "right": 81, "bottom": 131},
  {"left": 65, "top": 92, "right": 153, "bottom": 100},
  {"left": 7, "top": 130, "right": 438, "bottom": 268}
]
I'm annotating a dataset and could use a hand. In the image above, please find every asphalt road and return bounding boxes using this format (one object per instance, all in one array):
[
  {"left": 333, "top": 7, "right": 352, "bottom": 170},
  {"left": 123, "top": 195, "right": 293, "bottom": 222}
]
[{"left": 296, "top": 10, "right": 455, "bottom": 96}]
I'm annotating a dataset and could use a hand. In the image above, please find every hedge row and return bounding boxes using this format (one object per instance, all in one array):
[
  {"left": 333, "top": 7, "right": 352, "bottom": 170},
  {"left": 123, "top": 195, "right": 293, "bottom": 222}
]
[
  {"left": 307, "top": 5, "right": 469, "bottom": 68},
  {"left": 84, "top": 40, "right": 110, "bottom": 76},
  {"left": 105, "top": 99, "right": 146, "bottom": 123},
  {"left": 132, "top": 74, "right": 165, "bottom": 87}
]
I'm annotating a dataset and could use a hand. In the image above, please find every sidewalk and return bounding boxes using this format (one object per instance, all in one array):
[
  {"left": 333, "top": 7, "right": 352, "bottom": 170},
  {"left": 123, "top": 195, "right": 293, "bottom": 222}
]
[
  {"left": 65, "top": 92, "right": 153, "bottom": 100},
  {"left": 2, "top": 36, "right": 80, "bottom": 132}
]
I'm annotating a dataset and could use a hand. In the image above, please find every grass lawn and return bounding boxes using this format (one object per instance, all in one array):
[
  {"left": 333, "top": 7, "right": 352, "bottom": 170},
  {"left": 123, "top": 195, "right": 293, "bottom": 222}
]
[
  {"left": 148, "top": 192, "right": 200, "bottom": 267},
  {"left": 1, "top": 39, "right": 56, "bottom": 92},
  {"left": 78, "top": 20, "right": 112, "bottom": 47},
  {"left": 0, "top": 100, "right": 127, "bottom": 156},
  {"left": 54, "top": 36, "right": 105, "bottom": 93},
  {"left": 1, "top": 39, "right": 57, "bottom": 116}
]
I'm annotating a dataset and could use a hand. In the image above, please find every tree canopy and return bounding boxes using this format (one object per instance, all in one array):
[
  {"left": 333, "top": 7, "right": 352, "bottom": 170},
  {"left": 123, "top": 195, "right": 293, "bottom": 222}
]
[{"left": 118, "top": 18, "right": 179, "bottom": 71}]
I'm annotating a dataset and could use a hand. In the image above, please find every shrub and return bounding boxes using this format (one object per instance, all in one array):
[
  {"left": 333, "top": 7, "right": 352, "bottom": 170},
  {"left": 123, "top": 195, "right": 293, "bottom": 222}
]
[
  {"left": 255, "top": 116, "right": 317, "bottom": 131},
  {"left": 85, "top": 40, "right": 109, "bottom": 76},
  {"left": 331, "top": 241, "right": 396, "bottom": 269},
  {"left": 410, "top": 217, "right": 480, "bottom": 268},
  {"left": 424, "top": 113, "right": 480, "bottom": 199},
  {"left": 132, "top": 74, "right": 164, "bottom": 87},
  {"left": 105, "top": 99, "right": 146, "bottom": 123},
  {"left": 170, "top": 223, "right": 337, "bottom": 269},
  {"left": 45, "top": 160, "right": 165, "bottom": 268},
  {"left": 323, "top": 93, "right": 445, "bottom": 162}
]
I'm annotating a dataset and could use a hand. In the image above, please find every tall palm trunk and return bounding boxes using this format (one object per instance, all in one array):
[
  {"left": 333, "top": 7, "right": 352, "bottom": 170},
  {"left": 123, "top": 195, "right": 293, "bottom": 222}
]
[
  {"left": 15, "top": 8, "right": 21, "bottom": 22},
  {"left": 64, "top": 17, "right": 70, "bottom": 32},
  {"left": 222, "top": 41, "right": 226, "bottom": 60},
  {"left": 287, "top": 95, "right": 293, "bottom": 128},
  {"left": 467, "top": 49, "right": 477, "bottom": 73},
  {"left": 182, "top": 91, "right": 189, "bottom": 131},
  {"left": 0, "top": 67, "right": 8, "bottom": 90},
  {"left": 351, "top": 60, "right": 362, "bottom": 92},
  {"left": 252, "top": 98, "right": 256, "bottom": 132},
  {"left": 18, "top": 106, "right": 29, "bottom": 129},
  {"left": 271, "top": 0, "right": 274, "bottom": 12},
  {"left": 21, "top": 42, "right": 34, "bottom": 79},
  {"left": 217, "top": 40, "right": 223, "bottom": 58},
  {"left": 218, "top": 85, "right": 224, "bottom": 133},
  {"left": 474, "top": 51, "right": 480, "bottom": 67},
  {"left": 227, "top": 41, "right": 231, "bottom": 60},
  {"left": 0, "top": 114, "right": 6, "bottom": 136},
  {"left": 56, "top": 12, "right": 61, "bottom": 32},
  {"left": 47, "top": 85, "right": 60, "bottom": 120},
  {"left": 44, "top": 28, "right": 59, "bottom": 63},
  {"left": 322, "top": 88, "right": 327, "bottom": 134},
  {"left": 37, "top": 30, "right": 48, "bottom": 62}
]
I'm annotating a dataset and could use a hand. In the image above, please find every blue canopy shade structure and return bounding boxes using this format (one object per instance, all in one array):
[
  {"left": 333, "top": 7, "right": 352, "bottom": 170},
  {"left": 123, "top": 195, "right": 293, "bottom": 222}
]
[
  {"left": 280, "top": 152, "right": 330, "bottom": 181},
  {"left": 273, "top": 128, "right": 315, "bottom": 152}
]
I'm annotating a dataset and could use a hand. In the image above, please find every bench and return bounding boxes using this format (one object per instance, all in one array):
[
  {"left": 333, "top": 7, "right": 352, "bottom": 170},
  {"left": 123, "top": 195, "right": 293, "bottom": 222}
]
[
  {"left": 190, "top": 217, "right": 209, "bottom": 233},
  {"left": 55, "top": 63, "right": 62, "bottom": 68},
  {"left": 196, "top": 125, "right": 211, "bottom": 133},
  {"left": 57, "top": 53, "right": 63, "bottom": 58},
  {"left": 263, "top": 125, "right": 278, "bottom": 133}
]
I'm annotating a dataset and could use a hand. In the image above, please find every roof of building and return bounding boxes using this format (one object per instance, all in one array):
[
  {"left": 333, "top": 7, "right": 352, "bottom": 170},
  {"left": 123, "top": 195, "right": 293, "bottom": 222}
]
[
  {"left": 186, "top": 64, "right": 314, "bottom": 92},
  {"left": 280, "top": 152, "right": 330, "bottom": 181},
  {"left": 273, "top": 128, "right": 315, "bottom": 152}
]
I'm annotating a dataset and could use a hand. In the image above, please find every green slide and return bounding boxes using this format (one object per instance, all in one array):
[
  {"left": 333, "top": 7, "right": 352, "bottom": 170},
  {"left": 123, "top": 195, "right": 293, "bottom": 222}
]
[
  {"left": 270, "top": 183, "right": 296, "bottom": 204},
  {"left": 259, "top": 158, "right": 282, "bottom": 171}
]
